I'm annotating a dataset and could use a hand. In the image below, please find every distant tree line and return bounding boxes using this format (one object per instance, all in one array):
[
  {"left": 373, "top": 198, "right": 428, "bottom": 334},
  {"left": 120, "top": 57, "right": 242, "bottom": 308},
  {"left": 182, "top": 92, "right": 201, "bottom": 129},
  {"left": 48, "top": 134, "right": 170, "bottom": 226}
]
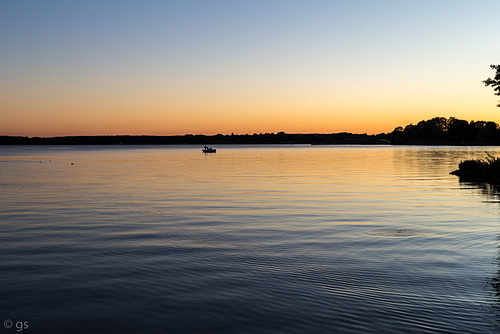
[
  {"left": 0, "top": 132, "right": 390, "bottom": 145},
  {"left": 390, "top": 117, "right": 500, "bottom": 145},
  {"left": 5, "top": 117, "right": 500, "bottom": 146}
]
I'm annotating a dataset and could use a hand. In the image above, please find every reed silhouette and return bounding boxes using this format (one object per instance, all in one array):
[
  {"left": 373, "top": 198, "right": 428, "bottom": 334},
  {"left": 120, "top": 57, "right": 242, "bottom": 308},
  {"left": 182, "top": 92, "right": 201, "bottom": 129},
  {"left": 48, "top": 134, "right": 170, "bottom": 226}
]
[{"left": 450, "top": 154, "right": 500, "bottom": 185}]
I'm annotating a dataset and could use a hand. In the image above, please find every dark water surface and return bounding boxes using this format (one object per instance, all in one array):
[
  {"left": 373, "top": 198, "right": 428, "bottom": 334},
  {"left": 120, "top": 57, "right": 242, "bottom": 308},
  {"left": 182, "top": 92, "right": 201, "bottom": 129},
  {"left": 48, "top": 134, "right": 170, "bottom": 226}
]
[{"left": 1, "top": 145, "right": 500, "bottom": 333}]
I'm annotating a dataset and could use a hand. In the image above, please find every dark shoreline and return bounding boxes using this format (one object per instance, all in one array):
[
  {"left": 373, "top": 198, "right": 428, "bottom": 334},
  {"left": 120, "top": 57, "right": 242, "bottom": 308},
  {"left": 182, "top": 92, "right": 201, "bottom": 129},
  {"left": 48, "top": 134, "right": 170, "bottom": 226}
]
[
  {"left": 6, "top": 116, "right": 500, "bottom": 146},
  {"left": 0, "top": 133, "right": 391, "bottom": 145}
]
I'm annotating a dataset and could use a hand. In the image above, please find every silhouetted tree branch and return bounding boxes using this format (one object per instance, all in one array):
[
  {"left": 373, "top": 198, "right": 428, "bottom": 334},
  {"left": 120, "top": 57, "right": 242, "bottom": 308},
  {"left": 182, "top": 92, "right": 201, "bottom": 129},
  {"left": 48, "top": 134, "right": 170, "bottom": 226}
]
[{"left": 483, "top": 64, "right": 500, "bottom": 107}]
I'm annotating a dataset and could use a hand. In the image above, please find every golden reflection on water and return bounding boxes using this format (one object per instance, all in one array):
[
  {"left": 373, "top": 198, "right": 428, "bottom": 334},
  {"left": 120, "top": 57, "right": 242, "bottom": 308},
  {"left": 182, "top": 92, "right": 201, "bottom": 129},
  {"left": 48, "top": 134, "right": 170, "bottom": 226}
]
[{"left": 2, "top": 145, "right": 500, "bottom": 333}]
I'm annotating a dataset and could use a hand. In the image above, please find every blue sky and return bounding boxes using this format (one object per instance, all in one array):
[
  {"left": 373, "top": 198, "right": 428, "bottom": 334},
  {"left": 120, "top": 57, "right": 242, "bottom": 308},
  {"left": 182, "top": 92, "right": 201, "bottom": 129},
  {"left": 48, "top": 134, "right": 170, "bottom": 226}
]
[{"left": 1, "top": 1, "right": 500, "bottom": 136}]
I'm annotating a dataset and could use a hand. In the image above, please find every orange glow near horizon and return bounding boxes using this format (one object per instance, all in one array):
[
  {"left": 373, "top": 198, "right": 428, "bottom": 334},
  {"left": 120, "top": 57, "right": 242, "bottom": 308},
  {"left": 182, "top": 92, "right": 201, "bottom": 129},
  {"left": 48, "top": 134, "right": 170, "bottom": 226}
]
[
  {"left": 2, "top": 2, "right": 500, "bottom": 137},
  {"left": 2, "top": 79, "right": 498, "bottom": 137}
]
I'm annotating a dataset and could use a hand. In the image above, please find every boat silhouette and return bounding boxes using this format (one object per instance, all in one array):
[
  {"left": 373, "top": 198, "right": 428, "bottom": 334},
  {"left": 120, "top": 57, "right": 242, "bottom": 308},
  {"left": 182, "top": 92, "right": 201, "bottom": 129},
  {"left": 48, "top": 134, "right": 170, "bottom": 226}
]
[{"left": 202, "top": 146, "right": 216, "bottom": 153}]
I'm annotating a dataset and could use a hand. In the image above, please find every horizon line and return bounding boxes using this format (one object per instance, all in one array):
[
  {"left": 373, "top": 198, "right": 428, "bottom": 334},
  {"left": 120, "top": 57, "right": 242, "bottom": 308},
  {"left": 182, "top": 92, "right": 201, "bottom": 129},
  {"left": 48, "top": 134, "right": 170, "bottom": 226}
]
[{"left": 1, "top": 131, "right": 390, "bottom": 139}]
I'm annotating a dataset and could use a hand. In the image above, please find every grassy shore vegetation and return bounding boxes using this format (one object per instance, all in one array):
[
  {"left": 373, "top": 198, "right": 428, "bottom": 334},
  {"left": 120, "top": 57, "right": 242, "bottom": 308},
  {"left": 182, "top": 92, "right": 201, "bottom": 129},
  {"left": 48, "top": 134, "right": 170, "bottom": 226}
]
[{"left": 450, "top": 154, "right": 500, "bottom": 184}]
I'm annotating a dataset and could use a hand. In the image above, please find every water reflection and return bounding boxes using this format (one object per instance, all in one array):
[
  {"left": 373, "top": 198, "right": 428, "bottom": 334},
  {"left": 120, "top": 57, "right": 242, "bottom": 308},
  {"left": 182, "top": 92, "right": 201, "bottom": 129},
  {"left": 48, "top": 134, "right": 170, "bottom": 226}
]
[
  {"left": 456, "top": 178, "right": 500, "bottom": 328},
  {"left": 2, "top": 145, "right": 500, "bottom": 333}
]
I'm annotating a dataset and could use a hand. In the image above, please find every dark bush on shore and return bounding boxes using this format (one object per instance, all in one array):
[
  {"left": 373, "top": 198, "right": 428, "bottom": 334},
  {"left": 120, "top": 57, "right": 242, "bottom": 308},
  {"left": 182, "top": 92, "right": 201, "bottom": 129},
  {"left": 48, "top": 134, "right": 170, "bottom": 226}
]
[{"left": 450, "top": 154, "right": 500, "bottom": 184}]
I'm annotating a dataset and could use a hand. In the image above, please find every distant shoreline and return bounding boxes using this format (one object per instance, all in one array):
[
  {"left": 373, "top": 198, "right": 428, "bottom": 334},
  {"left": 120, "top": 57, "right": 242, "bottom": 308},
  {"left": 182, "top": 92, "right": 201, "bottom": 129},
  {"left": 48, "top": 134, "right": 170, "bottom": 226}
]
[
  {"left": 4, "top": 116, "right": 500, "bottom": 146},
  {"left": 0, "top": 132, "right": 390, "bottom": 145}
]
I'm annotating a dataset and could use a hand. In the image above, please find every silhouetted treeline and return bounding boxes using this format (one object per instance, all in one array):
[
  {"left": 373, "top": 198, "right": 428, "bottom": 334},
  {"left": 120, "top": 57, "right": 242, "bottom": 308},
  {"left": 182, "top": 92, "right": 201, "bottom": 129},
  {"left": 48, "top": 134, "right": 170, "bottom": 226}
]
[
  {"left": 390, "top": 117, "right": 500, "bottom": 145},
  {"left": 5, "top": 117, "right": 500, "bottom": 146},
  {"left": 0, "top": 132, "right": 390, "bottom": 145}
]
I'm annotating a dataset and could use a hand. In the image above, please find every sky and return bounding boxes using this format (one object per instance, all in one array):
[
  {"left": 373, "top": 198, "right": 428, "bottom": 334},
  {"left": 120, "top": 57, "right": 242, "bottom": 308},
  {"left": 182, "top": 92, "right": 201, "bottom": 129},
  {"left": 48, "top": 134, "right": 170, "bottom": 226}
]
[{"left": 1, "top": 0, "right": 500, "bottom": 137}]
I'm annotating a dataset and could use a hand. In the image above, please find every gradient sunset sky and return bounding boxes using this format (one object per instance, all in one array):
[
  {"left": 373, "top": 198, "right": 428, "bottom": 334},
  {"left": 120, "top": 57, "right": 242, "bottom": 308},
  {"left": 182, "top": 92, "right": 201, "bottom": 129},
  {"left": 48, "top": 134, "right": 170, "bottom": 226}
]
[{"left": 1, "top": 0, "right": 500, "bottom": 137}]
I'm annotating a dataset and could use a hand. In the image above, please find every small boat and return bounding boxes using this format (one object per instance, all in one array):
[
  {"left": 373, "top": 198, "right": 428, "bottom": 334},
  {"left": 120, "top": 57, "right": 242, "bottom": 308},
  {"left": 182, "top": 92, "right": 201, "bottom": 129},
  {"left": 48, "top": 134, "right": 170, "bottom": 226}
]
[{"left": 202, "top": 146, "right": 216, "bottom": 153}]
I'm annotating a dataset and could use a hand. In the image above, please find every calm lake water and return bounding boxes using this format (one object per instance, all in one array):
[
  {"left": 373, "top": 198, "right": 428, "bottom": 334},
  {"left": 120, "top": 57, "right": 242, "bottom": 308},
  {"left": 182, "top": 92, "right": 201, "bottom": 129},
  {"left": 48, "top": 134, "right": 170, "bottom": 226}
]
[{"left": 1, "top": 145, "right": 500, "bottom": 333}]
